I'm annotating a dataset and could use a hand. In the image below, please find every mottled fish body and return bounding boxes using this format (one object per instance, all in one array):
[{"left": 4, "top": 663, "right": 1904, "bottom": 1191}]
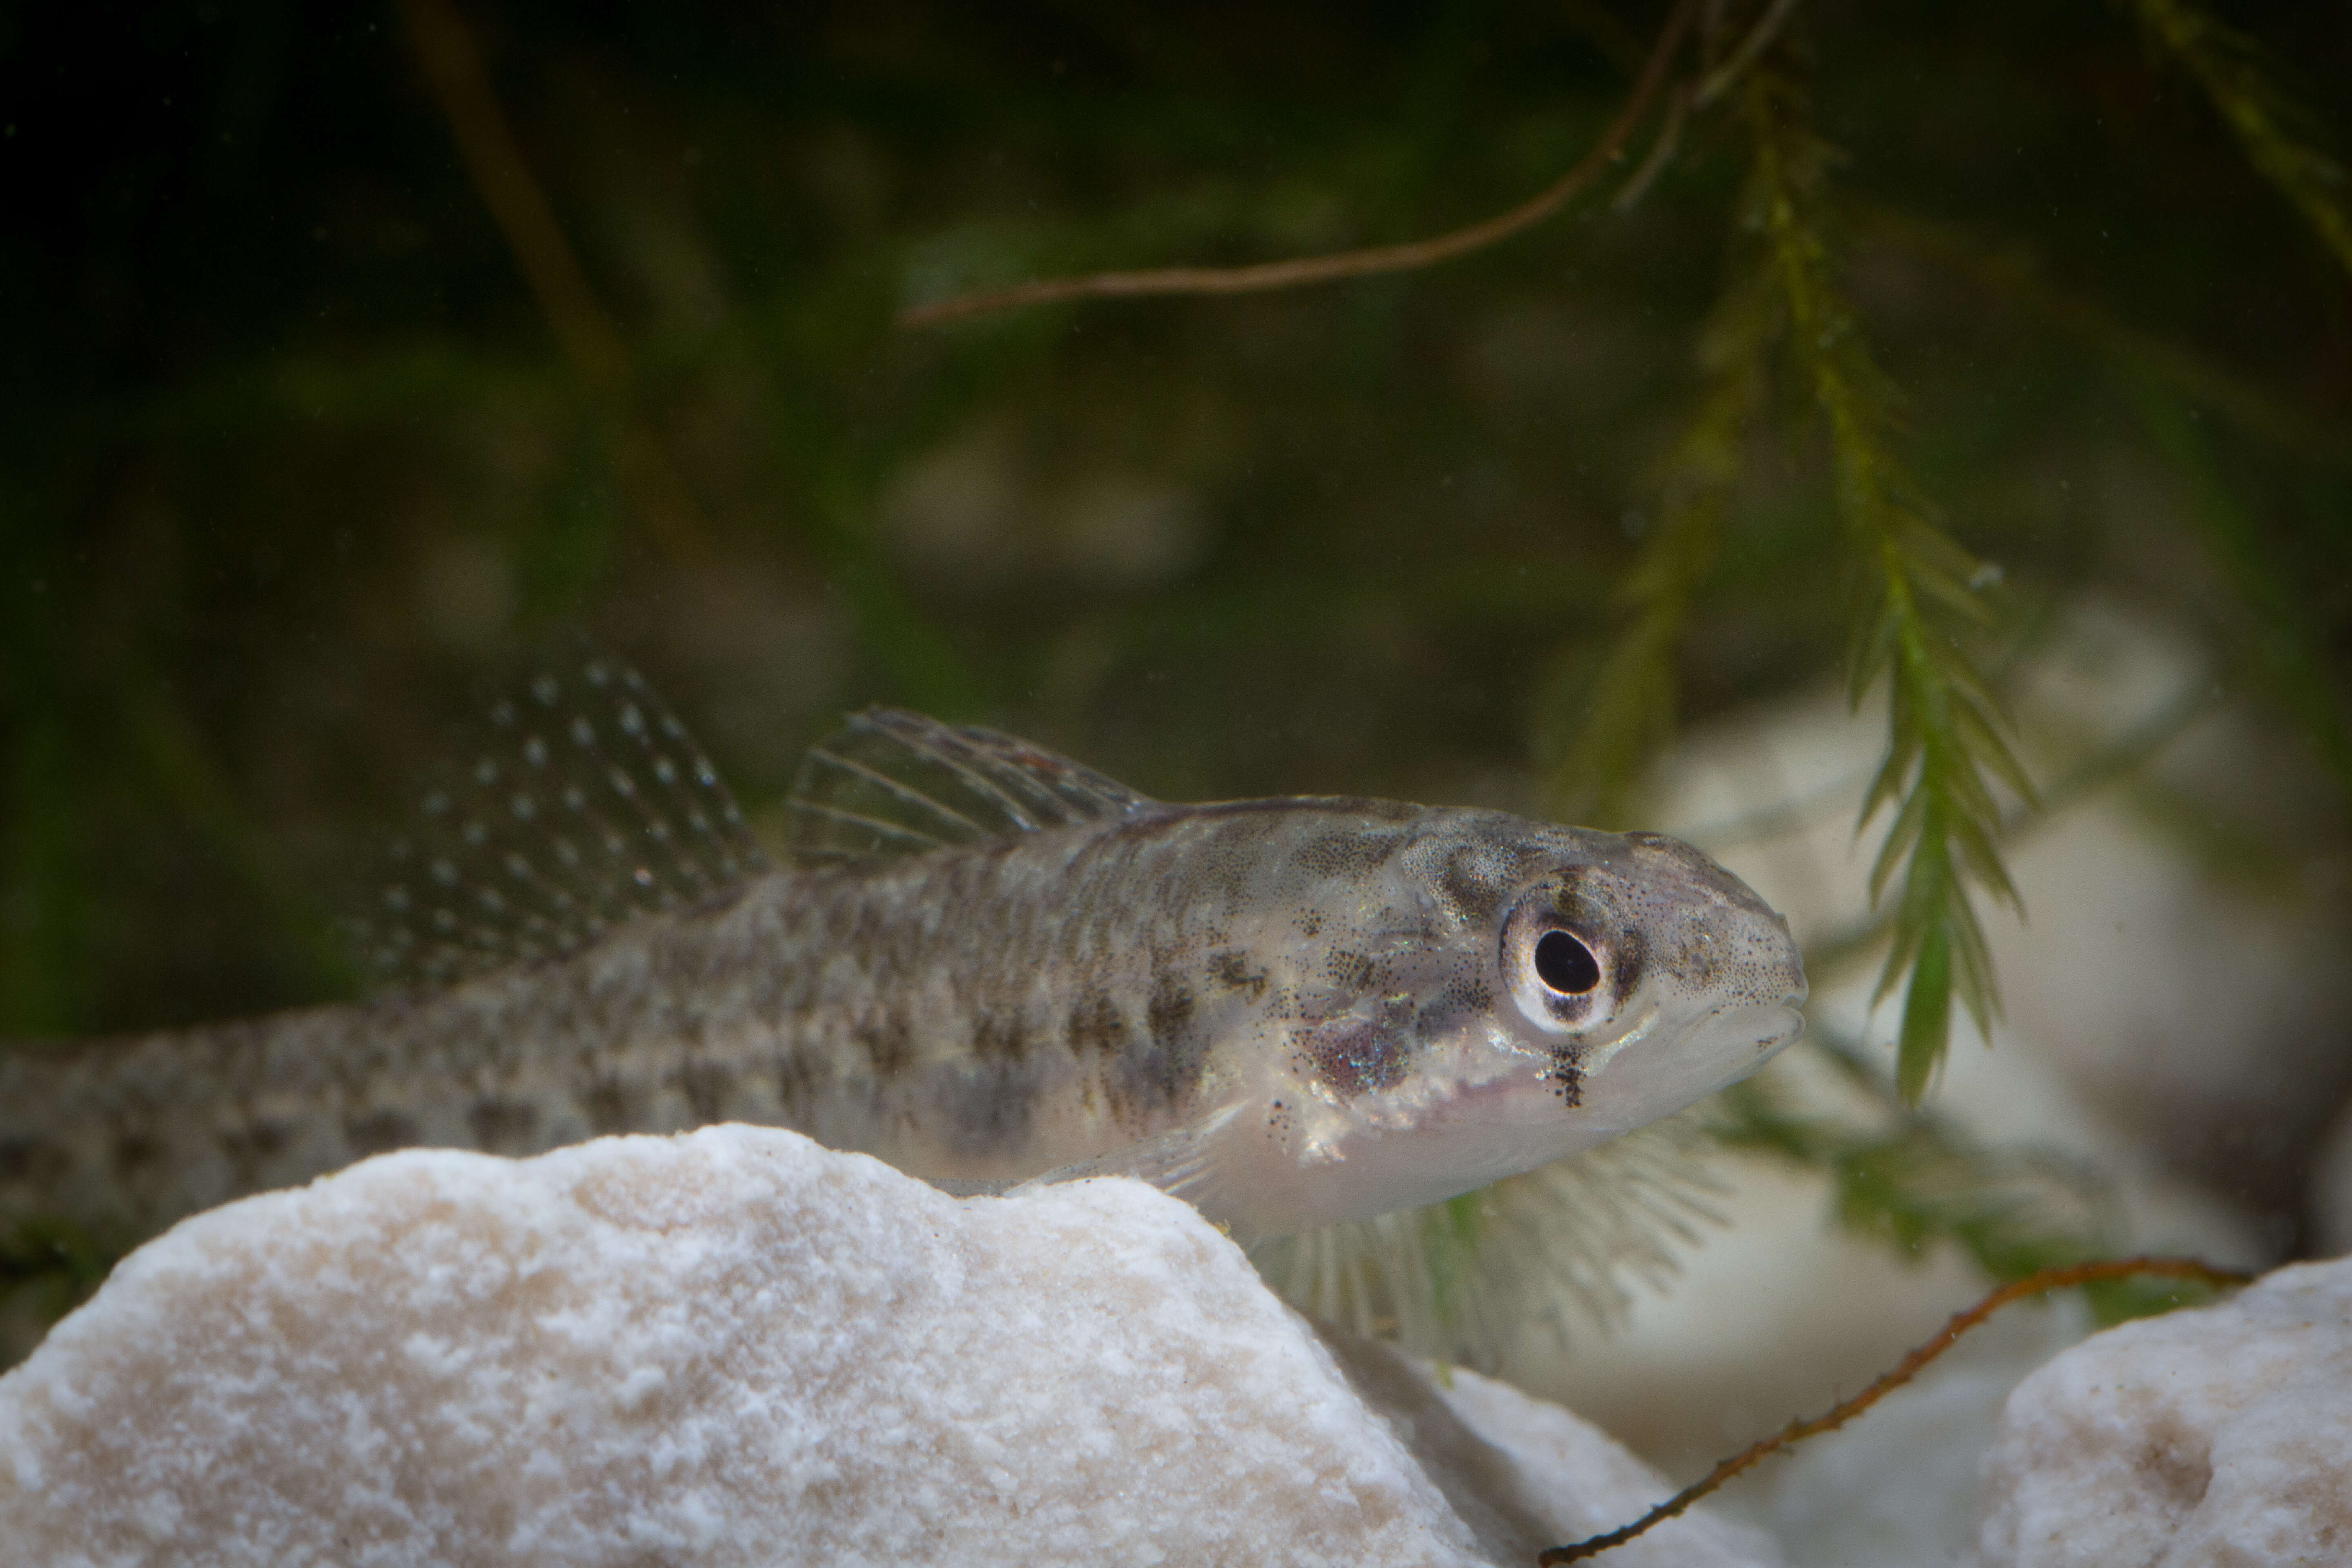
[{"left": 0, "top": 691, "right": 1805, "bottom": 1252}]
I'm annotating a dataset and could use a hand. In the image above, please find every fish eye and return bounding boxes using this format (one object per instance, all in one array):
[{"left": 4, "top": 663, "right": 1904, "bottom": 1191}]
[
  {"left": 1499, "top": 891, "right": 1616, "bottom": 1036},
  {"left": 1533, "top": 929, "right": 1600, "bottom": 996}
]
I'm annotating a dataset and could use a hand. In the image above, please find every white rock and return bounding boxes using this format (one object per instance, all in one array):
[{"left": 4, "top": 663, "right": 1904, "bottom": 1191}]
[
  {"left": 0, "top": 1125, "right": 1777, "bottom": 1568},
  {"left": 1973, "top": 1256, "right": 2352, "bottom": 1567}
]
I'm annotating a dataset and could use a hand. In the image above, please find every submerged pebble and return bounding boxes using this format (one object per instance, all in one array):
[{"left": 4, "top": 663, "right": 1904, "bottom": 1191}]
[{"left": 1973, "top": 1255, "right": 2352, "bottom": 1566}]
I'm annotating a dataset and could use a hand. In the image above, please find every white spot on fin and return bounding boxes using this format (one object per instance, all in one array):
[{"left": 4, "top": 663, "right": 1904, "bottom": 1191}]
[
  {"left": 785, "top": 708, "right": 1156, "bottom": 866},
  {"left": 345, "top": 648, "right": 769, "bottom": 991}
]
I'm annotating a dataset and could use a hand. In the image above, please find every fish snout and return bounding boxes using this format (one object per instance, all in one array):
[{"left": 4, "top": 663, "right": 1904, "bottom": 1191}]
[
  {"left": 1734, "top": 900, "right": 1809, "bottom": 1021},
  {"left": 1727, "top": 906, "right": 1808, "bottom": 1068},
  {"left": 1766, "top": 927, "right": 1809, "bottom": 1011},
  {"left": 1619, "top": 830, "right": 1808, "bottom": 1014}
]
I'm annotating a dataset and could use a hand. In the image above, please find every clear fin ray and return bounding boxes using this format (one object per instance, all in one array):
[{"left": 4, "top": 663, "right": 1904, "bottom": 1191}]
[
  {"left": 1010, "top": 1105, "right": 1243, "bottom": 1214},
  {"left": 785, "top": 708, "right": 1155, "bottom": 864},
  {"left": 1250, "top": 1114, "right": 1727, "bottom": 1370}
]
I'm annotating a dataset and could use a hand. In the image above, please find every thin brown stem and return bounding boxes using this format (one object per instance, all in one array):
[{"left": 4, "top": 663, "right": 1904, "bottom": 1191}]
[
  {"left": 1536, "top": 1255, "right": 2251, "bottom": 1564},
  {"left": 396, "top": 0, "right": 710, "bottom": 561},
  {"left": 398, "top": 0, "right": 627, "bottom": 389},
  {"left": 1851, "top": 201, "right": 2352, "bottom": 466},
  {"left": 1612, "top": 82, "right": 1691, "bottom": 212},
  {"left": 1690, "top": 0, "right": 1802, "bottom": 108},
  {"left": 897, "top": 0, "right": 1696, "bottom": 329}
]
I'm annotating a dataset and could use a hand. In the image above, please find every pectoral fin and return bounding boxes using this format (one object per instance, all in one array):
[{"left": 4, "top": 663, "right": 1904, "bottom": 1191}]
[
  {"left": 1242, "top": 1111, "right": 1728, "bottom": 1370},
  {"left": 1008, "top": 1105, "right": 1248, "bottom": 1228}
]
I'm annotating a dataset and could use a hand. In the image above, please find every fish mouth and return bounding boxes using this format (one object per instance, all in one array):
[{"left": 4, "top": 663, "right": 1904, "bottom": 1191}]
[
  {"left": 1680, "top": 999, "right": 1807, "bottom": 1074},
  {"left": 1745, "top": 1002, "right": 1806, "bottom": 1055},
  {"left": 1679, "top": 995, "right": 1804, "bottom": 1046},
  {"left": 1562, "top": 997, "right": 1807, "bottom": 1134}
]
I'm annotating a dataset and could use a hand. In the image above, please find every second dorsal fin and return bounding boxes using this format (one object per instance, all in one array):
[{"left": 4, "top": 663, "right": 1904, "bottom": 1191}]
[{"left": 785, "top": 708, "right": 1156, "bottom": 865}]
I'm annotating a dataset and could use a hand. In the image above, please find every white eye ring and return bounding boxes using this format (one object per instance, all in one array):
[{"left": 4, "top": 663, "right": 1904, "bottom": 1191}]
[{"left": 1501, "top": 898, "right": 1614, "bottom": 1038}]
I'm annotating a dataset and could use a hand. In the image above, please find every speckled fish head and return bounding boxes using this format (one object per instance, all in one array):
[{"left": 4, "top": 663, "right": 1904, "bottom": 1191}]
[
  {"left": 1256, "top": 809, "right": 1806, "bottom": 1229},
  {"left": 1477, "top": 823, "right": 1807, "bottom": 1117}
]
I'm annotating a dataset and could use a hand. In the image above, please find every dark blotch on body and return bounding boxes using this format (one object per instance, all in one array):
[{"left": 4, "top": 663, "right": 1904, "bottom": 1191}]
[
  {"left": 1293, "top": 826, "right": 1406, "bottom": 880},
  {"left": 109, "top": 1130, "right": 162, "bottom": 1178},
  {"left": 1147, "top": 973, "right": 1196, "bottom": 1053},
  {"left": 219, "top": 1119, "right": 291, "bottom": 1182},
  {"left": 972, "top": 1009, "right": 1029, "bottom": 1064},
  {"left": 1438, "top": 974, "right": 1493, "bottom": 1014},
  {"left": 1612, "top": 927, "right": 1648, "bottom": 1007},
  {"left": 1207, "top": 950, "right": 1268, "bottom": 1000},
  {"left": 678, "top": 1060, "right": 737, "bottom": 1122},
  {"left": 853, "top": 1007, "right": 914, "bottom": 1078},
  {"left": 1068, "top": 990, "right": 1129, "bottom": 1058},
  {"left": 468, "top": 1098, "right": 540, "bottom": 1152},
  {"left": 579, "top": 1077, "right": 643, "bottom": 1134},
  {"left": 0, "top": 1137, "right": 69, "bottom": 1187},
  {"left": 346, "top": 1109, "right": 421, "bottom": 1155},
  {"left": 1435, "top": 844, "right": 1508, "bottom": 924},
  {"left": 1101, "top": 971, "right": 1206, "bottom": 1119}
]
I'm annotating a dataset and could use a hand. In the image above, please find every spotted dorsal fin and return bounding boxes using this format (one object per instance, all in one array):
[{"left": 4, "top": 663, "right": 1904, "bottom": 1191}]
[
  {"left": 784, "top": 708, "right": 1156, "bottom": 865},
  {"left": 345, "top": 653, "right": 770, "bottom": 990}
]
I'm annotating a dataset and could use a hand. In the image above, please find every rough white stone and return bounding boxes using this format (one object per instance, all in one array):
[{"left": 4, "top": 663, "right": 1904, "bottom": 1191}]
[
  {"left": 0, "top": 1125, "right": 1777, "bottom": 1568},
  {"left": 1973, "top": 1256, "right": 2352, "bottom": 1567}
]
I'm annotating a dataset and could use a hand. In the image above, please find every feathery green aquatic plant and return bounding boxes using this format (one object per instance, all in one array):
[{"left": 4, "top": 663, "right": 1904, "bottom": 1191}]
[
  {"left": 1711, "top": 1035, "right": 2226, "bottom": 1327},
  {"left": 1739, "top": 63, "right": 2037, "bottom": 1104},
  {"left": 2129, "top": 0, "right": 2352, "bottom": 279}
]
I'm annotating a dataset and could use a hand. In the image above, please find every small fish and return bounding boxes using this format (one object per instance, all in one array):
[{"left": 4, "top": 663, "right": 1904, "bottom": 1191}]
[{"left": 0, "top": 660, "right": 1804, "bottom": 1316}]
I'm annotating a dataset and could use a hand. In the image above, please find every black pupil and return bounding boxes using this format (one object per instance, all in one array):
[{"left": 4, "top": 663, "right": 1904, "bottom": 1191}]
[{"left": 1533, "top": 930, "right": 1601, "bottom": 995}]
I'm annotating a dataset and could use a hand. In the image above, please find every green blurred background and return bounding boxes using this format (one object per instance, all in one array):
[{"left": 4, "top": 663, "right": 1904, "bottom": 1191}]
[{"left": 1, "top": 0, "right": 2346, "bottom": 1167}]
